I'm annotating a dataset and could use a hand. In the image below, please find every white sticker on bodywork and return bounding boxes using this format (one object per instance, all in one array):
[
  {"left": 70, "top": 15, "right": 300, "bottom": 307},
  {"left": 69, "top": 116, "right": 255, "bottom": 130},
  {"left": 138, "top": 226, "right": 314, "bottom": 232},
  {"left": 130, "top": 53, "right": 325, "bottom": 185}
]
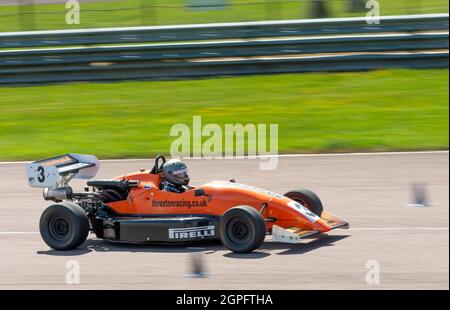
[
  {"left": 287, "top": 201, "right": 320, "bottom": 223},
  {"left": 168, "top": 226, "right": 215, "bottom": 239}
]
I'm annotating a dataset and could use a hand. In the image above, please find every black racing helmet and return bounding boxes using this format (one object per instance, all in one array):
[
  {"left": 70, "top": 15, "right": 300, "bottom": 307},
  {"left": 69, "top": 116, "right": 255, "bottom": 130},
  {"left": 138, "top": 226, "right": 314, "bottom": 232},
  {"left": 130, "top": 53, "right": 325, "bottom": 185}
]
[{"left": 162, "top": 159, "right": 190, "bottom": 186}]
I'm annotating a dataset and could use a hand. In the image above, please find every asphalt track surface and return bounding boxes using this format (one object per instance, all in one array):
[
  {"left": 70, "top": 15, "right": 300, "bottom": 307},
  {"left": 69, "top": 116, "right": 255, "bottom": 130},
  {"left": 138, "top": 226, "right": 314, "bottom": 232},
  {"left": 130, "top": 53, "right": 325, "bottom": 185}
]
[{"left": 0, "top": 151, "right": 448, "bottom": 289}]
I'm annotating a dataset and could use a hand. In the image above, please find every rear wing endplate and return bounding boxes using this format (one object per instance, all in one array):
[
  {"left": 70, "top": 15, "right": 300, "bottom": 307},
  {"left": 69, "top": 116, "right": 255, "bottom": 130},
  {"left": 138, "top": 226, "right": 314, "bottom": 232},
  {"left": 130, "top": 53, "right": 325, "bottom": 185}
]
[{"left": 27, "top": 154, "right": 99, "bottom": 188}]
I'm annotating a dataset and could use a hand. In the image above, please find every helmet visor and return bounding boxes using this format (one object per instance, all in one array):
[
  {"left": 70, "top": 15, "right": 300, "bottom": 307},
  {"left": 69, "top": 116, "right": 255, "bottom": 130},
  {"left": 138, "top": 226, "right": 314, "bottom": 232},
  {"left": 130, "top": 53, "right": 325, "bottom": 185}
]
[{"left": 172, "top": 168, "right": 189, "bottom": 185}]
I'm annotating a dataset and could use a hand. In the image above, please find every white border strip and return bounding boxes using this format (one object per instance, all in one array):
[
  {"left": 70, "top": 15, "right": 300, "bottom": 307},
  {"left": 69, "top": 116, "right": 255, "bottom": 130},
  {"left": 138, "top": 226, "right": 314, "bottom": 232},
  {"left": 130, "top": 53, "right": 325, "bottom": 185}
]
[{"left": 0, "top": 150, "right": 447, "bottom": 165}]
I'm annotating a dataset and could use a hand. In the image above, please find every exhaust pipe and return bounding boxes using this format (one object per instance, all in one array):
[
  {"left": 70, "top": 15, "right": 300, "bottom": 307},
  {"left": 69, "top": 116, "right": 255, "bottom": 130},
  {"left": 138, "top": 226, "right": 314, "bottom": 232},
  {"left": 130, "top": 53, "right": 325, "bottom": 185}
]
[{"left": 43, "top": 187, "right": 73, "bottom": 202}]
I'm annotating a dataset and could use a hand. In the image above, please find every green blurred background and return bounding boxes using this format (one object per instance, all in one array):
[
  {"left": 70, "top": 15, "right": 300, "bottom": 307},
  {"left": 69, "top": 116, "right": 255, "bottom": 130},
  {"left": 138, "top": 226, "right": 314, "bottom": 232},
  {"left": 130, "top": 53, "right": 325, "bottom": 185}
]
[
  {"left": 0, "top": 0, "right": 448, "bottom": 32},
  {"left": 0, "top": 1, "right": 448, "bottom": 160},
  {"left": 0, "top": 69, "right": 448, "bottom": 160}
]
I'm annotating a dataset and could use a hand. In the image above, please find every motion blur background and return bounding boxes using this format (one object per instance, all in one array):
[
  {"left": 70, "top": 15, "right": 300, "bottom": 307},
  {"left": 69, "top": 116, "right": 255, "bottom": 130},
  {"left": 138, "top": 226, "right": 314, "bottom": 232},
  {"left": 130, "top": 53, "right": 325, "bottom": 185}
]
[
  {"left": 0, "top": 1, "right": 448, "bottom": 160},
  {"left": 0, "top": 0, "right": 448, "bottom": 31}
]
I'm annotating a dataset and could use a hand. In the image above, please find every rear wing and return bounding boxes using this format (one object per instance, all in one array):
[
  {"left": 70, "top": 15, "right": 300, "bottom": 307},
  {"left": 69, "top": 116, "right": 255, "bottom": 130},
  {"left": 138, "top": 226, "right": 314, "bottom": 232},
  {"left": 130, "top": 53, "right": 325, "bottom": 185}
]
[{"left": 27, "top": 154, "right": 99, "bottom": 188}]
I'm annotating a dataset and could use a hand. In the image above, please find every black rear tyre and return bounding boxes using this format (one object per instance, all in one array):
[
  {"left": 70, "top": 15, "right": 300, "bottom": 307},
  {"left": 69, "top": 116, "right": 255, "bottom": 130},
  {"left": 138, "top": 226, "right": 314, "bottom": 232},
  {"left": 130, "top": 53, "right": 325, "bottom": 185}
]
[
  {"left": 284, "top": 189, "right": 323, "bottom": 216},
  {"left": 39, "top": 202, "right": 89, "bottom": 251},
  {"left": 219, "top": 206, "right": 266, "bottom": 253}
]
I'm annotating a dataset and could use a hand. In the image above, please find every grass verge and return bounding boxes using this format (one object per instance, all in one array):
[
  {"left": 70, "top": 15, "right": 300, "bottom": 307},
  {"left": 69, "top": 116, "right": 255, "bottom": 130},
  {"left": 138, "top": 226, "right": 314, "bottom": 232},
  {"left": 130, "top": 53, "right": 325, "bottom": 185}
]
[
  {"left": 0, "top": 68, "right": 448, "bottom": 160},
  {"left": 0, "top": 0, "right": 448, "bottom": 32}
]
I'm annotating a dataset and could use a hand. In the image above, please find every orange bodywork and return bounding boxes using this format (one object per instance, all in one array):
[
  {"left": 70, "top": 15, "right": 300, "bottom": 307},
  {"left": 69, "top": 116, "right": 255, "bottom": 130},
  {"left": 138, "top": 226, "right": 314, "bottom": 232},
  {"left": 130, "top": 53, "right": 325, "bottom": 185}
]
[{"left": 107, "top": 170, "right": 336, "bottom": 233}]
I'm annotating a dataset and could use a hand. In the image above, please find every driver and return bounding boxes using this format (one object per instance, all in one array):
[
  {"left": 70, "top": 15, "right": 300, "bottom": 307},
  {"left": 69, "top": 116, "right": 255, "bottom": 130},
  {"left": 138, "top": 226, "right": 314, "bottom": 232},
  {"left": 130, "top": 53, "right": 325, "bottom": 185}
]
[{"left": 161, "top": 159, "right": 190, "bottom": 193}]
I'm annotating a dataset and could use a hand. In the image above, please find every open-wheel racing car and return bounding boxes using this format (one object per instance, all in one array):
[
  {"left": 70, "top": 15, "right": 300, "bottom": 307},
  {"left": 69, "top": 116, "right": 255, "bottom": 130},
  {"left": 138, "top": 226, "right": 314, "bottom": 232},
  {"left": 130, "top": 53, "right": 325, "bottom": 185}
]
[{"left": 27, "top": 154, "right": 349, "bottom": 253}]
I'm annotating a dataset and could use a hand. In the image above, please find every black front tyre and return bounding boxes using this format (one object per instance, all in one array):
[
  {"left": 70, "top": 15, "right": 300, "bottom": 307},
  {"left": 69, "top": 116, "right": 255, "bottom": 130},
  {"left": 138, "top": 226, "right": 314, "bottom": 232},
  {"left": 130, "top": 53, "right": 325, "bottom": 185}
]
[
  {"left": 39, "top": 202, "right": 90, "bottom": 251},
  {"left": 284, "top": 189, "right": 323, "bottom": 217},
  {"left": 219, "top": 206, "right": 266, "bottom": 253}
]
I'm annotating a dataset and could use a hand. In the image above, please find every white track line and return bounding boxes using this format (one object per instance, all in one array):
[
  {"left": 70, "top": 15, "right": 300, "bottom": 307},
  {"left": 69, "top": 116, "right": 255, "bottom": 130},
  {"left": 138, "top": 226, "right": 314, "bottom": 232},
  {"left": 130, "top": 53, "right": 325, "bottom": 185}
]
[
  {"left": 0, "top": 227, "right": 448, "bottom": 235},
  {"left": 184, "top": 150, "right": 449, "bottom": 160},
  {"left": 0, "top": 232, "right": 40, "bottom": 235},
  {"left": 0, "top": 150, "right": 448, "bottom": 165},
  {"left": 348, "top": 227, "right": 449, "bottom": 231}
]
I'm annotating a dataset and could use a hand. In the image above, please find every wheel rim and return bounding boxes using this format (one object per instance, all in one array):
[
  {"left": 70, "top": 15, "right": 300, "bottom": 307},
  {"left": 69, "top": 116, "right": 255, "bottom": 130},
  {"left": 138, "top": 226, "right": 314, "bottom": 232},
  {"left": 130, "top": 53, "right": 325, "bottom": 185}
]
[
  {"left": 227, "top": 217, "right": 252, "bottom": 244},
  {"left": 232, "top": 221, "right": 248, "bottom": 239},
  {"left": 48, "top": 216, "right": 70, "bottom": 241}
]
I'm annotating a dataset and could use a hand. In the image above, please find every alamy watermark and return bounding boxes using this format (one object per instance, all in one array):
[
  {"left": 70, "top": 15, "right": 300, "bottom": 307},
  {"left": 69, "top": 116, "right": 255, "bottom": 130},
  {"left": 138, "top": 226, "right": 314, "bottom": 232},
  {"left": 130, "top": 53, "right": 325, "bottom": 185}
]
[
  {"left": 65, "top": 259, "right": 80, "bottom": 285},
  {"left": 62, "top": 1, "right": 381, "bottom": 28},
  {"left": 365, "top": 0, "right": 381, "bottom": 25},
  {"left": 365, "top": 259, "right": 380, "bottom": 285},
  {"left": 66, "top": 0, "right": 80, "bottom": 25},
  {"left": 170, "top": 116, "right": 279, "bottom": 170}
]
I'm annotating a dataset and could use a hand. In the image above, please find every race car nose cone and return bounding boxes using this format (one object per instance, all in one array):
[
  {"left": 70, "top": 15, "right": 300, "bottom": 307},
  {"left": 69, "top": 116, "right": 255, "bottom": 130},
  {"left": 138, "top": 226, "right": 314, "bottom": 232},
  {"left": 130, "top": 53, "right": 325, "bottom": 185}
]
[{"left": 313, "top": 218, "right": 332, "bottom": 232}]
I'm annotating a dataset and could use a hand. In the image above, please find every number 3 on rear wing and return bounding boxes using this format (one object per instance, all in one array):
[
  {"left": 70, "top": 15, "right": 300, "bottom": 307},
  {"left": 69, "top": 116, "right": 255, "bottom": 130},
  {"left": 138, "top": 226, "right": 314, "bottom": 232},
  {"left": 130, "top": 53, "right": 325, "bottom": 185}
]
[{"left": 27, "top": 154, "right": 99, "bottom": 188}]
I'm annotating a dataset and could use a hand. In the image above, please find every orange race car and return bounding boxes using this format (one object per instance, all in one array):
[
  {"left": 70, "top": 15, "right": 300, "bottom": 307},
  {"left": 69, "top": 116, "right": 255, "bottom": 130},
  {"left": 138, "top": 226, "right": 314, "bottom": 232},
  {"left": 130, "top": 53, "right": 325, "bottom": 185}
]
[{"left": 27, "top": 154, "right": 349, "bottom": 253}]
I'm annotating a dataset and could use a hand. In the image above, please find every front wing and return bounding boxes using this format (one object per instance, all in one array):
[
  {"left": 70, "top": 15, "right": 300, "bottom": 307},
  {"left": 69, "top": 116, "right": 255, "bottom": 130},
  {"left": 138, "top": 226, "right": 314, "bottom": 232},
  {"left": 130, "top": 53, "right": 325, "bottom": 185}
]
[{"left": 271, "top": 210, "right": 349, "bottom": 244}]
